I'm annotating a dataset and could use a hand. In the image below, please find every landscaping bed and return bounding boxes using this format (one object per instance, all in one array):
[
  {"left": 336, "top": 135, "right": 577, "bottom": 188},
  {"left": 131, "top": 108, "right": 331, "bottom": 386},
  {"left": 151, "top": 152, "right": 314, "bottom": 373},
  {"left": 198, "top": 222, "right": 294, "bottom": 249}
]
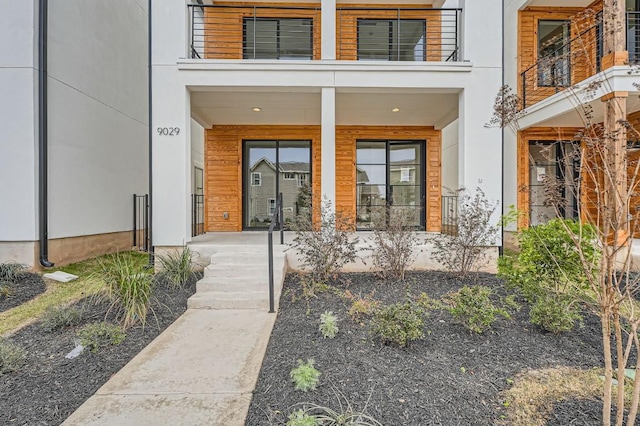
[
  {"left": 0, "top": 272, "right": 46, "bottom": 313},
  {"left": 246, "top": 271, "right": 607, "bottom": 425},
  {"left": 0, "top": 273, "right": 199, "bottom": 425}
]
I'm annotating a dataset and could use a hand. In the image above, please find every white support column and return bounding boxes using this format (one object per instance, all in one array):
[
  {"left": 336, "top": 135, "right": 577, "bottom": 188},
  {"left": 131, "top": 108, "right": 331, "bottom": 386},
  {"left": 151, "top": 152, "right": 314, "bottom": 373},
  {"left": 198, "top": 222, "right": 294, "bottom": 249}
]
[
  {"left": 321, "top": 87, "right": 336, "bottom": 210},
  {"left": 321, "top": 0, "right": 336, "bottom": 60}
]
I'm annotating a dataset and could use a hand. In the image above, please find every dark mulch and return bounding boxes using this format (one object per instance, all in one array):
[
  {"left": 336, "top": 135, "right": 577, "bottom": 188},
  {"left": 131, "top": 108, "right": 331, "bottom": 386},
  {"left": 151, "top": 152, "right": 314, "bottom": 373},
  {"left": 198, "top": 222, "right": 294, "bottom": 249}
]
[
  {"left": 246, "top": 271, "right": 605, "bottom": 426},
  {"left": 0, "top": 273, "right": 47, "bottom": 312},
  {"left": 546, "top": 398, "right": 608, "bottom": 426},
  {"left": 0, "top": 273, "right": 200, "bottom": 426}
]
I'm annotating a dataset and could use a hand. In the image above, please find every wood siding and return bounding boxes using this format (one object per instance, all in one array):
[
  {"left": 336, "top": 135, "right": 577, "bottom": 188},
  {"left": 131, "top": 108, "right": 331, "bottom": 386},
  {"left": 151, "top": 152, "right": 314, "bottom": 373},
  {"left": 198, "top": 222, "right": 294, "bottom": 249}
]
[
  {"left": 335, "top": 126, "right": 442, "bottom": 232},
  {"left": 205, "top": 125, "right": 321, "bottom": 231}
]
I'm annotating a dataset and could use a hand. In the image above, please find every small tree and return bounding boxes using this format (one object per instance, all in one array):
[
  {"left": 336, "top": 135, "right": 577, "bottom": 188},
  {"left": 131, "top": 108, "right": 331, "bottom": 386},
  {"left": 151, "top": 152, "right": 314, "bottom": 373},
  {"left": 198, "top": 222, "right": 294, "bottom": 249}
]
[
  {"left": 369, "top": 206, "right": 419, "bottom": 280},
  {"left": 290, "top": 197, "right": 359, "bottom": 283},
  {"left": 431, "top": 188, "right": 499, "bottom": 276}
]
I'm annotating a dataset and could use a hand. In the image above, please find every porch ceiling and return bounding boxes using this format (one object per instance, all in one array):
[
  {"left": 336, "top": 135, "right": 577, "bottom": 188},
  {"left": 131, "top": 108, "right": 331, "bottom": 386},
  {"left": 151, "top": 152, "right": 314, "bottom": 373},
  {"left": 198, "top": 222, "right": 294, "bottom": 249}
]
[
  {"left": 523, "top": 0, "right": 591, "bottom": 7},
  {"left": 190, "top": 88, "right": 459, "bottom": 128}
]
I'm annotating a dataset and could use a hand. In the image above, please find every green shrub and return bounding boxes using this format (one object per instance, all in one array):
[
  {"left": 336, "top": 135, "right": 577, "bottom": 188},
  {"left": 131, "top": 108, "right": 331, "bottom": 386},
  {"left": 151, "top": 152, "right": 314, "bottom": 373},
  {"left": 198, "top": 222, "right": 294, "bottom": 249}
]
[
  {"left": 0, "top": 281, "right": 13, "bottom": 299},
  {"left": 0, "top": 339, "right": 27, "bottom": 374},
  {"left": 77, "top": 322, "right": 126, "bottom": 353},
  {"left": 97, "top": 252, "right": 153, "bottom": 329},
  {"left": 371, "top": 301, "right": 425, "bottom": 347},
  {"left": 156, "top": 246, "right": 195, "bottom": 289},
  {"left": 446, "top": 285, "right": 509, "bottom": 334},
  {"left": 319, "top": 311, "right": 339, "bottom": 339},
  {"left": 286, "top": 409, "right": 319, "bottom": 426},
  {"left": 344, "top": 291, "right": 379, "bottom": 321},
  {"left": 290, "top": 359, "right": 321, "bottom": 392},
  {"left": 530, "top": 295, "right": 582, "bottom": 334},
  {"left": 498, "top": 219, "right": 598, "bottom": 303},
  {"left": 40, "top": 304, "right": 84, "bottom": 332},
  {"left": 0, "top": 262, "right": 26, "bottom": 282}
]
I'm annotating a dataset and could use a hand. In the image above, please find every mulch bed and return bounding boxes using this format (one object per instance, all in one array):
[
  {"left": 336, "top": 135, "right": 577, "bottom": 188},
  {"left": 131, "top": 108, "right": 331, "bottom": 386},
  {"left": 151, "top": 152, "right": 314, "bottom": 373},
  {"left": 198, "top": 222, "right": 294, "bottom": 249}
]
[
  {"left": 245, "top": 271, "right": 607, "bottom": 426},
  {"left": 0, "top": 273, "right": 47, "bottom": 313},
  {"left": 0, "top": 273, "right": 200, "bottom": 426}
]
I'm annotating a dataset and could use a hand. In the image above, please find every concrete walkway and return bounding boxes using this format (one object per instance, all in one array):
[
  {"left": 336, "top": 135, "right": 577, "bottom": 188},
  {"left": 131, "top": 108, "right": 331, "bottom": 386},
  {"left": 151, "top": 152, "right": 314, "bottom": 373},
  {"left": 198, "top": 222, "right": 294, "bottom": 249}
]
[{"left": 63, "top": 236, "right": 287, "bottom": 426}]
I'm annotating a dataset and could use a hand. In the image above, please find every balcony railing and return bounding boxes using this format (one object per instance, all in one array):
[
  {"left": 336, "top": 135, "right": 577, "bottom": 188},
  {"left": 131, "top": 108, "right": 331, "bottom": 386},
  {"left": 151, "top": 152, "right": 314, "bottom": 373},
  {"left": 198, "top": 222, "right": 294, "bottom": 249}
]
[
  {"left": 187, "top": 4, "right": 462, "bottom": 62},
  {"left": 521, "top": 12, "right": 640, "bottom": 109}
]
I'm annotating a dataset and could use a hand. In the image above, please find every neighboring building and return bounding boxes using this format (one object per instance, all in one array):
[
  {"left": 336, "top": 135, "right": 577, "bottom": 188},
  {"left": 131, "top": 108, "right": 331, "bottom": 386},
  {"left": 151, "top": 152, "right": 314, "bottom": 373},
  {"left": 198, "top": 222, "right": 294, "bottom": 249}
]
[
  {"left": 503, "top": 0, "right": 640, "bottom": 233},
  {"left": 152, "top": 0, "right": 504, "bottom": 253},
  {"left": 0, "top": 0, "right": 149, "bottom": 267}
]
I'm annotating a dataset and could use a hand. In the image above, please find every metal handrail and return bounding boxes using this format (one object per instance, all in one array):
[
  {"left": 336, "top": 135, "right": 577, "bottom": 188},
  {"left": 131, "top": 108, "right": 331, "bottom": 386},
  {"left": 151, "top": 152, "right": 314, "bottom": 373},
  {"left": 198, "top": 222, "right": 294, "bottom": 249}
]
[{"left": 267, "top": 192, "right": 284, "bottom": 313}]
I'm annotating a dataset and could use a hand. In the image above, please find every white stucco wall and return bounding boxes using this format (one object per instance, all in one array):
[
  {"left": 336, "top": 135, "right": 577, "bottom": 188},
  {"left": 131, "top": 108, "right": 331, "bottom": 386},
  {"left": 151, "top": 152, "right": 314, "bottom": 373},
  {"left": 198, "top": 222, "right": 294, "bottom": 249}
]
[
  {"left": 0, "top": 0, "right": 38, "bottom": 242},
  {"left": 441, "top": 119, "right": 459, "bottom": 194},
  {"left": 46, "top": 0, "right": 149, "bottom": 238}
]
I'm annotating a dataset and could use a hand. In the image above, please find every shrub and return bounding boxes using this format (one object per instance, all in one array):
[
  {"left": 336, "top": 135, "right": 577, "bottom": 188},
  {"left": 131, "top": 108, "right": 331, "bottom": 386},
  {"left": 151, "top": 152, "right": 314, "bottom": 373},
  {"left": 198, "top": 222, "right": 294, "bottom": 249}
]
[
  {"left": 156, "top": 246, "right": 195, "bottom": 289},
  {"left": 530, "top": 295, "right": 582, "bottom": 334},
  {"left": 371, "top": 301, "right": 426, "bottom": 347},
  {"left": 319, "top": 311, "right": 339, "bottom": 339},
  {"left": 286, "top": 409, "right": 319, "bottom": 426},
  {"left": 290, "top": 197, "right": 359, "bottom": 283},
  {"left": 446, "top": 285, "right": 509, "bottom": 334},
  {"left": 40, "top": 304, "right": 84, "bottom": 332},
  {"left": 290, "top": 359, "right": 321, "bottom": 392},
  {"left": 77, "top": 322, "right": 126, "bottom": 353},
  {"left": 0, "top": 262, "right": 26, "bottom": 282},
  {"left": 96, "top": 252, "right": 153, "bottom": 329},
  {"left": 0, "top": 281, "right": 13, "bottom": 299},
  {"left": 344, "top": 291, "right": 379, "bottom": 321},
  {"left": 369, "top": 206, "right": 419, "bottom": 280},
  {"left": 290, "top": 391, "right": 382, "bottom": 426},
  {"left": 0, "top": 339, "right": 27, "bottom": 374},
  {"left": 430, "top": 188, "right": 499, "bottom": 276}
]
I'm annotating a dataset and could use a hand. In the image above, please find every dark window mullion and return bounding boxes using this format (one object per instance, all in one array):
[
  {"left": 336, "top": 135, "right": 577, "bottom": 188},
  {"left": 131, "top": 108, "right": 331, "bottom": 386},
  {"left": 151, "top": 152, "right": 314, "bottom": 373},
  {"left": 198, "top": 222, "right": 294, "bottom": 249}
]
[
  {"left": 276, "top": 20, "right": 281, "bottom": 59},
  {"left": 388, "top": 21, "right": 394, "bottom": 61}
]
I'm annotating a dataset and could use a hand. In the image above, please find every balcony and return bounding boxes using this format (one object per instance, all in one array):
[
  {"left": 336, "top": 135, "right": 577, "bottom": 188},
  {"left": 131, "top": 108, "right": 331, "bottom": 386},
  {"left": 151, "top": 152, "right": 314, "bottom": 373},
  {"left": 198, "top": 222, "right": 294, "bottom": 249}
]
[
  {"left": 521, "top": 11, "right": 640, "bottom": 109},
  {"left": 187, "top": 4, "right": 462, "bottom": 62}
]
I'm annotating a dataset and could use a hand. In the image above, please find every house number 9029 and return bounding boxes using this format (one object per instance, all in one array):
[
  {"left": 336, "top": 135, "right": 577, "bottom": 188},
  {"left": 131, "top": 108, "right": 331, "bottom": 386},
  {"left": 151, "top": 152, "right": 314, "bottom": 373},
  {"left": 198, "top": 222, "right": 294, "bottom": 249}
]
[{"left": 157, "top": 127, "right": 180, "bottom": 136}]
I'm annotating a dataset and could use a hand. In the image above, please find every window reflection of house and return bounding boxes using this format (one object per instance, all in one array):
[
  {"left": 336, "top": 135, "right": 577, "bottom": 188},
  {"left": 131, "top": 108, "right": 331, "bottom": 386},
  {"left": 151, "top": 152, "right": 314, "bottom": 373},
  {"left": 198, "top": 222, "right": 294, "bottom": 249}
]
[
  {"left": 248, "top": 157, "right": 311, "bottom": 224},
  {"left": 537, "top": 20, "right": 571, "bottom": 87}
]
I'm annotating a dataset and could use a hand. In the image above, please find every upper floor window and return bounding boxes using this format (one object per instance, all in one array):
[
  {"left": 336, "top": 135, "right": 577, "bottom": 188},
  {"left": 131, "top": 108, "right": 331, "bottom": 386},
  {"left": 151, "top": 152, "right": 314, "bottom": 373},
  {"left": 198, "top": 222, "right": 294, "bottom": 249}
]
[
  {"left": 357, "top": 19, "right": 426, "bottom": 61},
  {"left": 537, "top": 20, "right": 570, "bottom": 87},
  {"left": 243, "top": 18, "right": 313, "bottom": 60}
]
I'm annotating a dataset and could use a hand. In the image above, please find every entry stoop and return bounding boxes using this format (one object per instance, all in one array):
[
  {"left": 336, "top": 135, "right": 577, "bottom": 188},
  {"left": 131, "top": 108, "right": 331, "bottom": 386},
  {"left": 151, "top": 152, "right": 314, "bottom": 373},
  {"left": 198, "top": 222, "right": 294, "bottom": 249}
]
[{"left": 187, "top": 245, "right": 287, "bottom": 311}]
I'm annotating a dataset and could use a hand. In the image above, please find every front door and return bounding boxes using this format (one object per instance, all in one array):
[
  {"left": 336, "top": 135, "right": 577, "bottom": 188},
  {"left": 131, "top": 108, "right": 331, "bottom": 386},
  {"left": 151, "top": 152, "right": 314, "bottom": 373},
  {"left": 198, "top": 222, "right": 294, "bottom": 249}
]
[
  {"left": 243, "top": 140, "right": 312, "bottom": 229},
  {"left": 355, "top": 140, "right": 425, "bottom": 229}
]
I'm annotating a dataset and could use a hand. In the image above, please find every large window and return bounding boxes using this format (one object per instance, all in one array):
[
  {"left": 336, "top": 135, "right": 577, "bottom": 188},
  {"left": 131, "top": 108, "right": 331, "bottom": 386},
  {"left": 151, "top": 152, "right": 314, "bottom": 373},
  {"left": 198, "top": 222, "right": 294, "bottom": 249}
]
[
  {"left": 357, "top": 19, "right": 426, "bottom": 61},
  {"left": 243, "top": 18, "right": 313, "bottom": 59},
  {"left": 537, "top": 20, "right": 570, "bottom": 87},
  {"left": 356, "top": 140, "right": 425, "bottom": 229}
]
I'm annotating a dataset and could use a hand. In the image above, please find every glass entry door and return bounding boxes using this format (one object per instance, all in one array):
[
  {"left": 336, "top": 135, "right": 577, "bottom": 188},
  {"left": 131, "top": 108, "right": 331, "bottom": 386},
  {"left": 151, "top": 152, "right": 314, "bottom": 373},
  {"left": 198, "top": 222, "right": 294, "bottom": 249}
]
[
  {"left": 528, "top": 141, "right": 579, "bottom": 226},
  {"left": 356, "top": 140, "right": 425, "bottom": 229},
  {"left": 244, "top": 140, "right": 312, "bottom": 229}
]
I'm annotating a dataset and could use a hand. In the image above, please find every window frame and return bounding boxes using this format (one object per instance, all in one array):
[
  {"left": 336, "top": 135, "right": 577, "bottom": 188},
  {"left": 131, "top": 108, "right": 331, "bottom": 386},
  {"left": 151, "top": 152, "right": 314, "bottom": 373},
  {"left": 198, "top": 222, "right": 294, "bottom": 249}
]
[
  {"left": 356, "top": 18, "right": 427, "bottom": 62},
  {"left": 251, "top": 172, "right": 262, "bottom": 187},
  {"left": 268, "top": 198, "right": 277, "bottom": 215},
  {"left": 242, "top": 17, "right": 314, "bottom": 60}
]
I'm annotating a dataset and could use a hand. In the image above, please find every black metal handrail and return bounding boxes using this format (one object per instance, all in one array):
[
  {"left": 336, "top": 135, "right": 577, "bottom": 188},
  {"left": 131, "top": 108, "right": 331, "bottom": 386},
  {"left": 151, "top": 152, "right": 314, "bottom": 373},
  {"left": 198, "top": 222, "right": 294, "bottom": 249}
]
[
  {"left": 521, "top": 11, "right": 640, "bottom": 109},
  {"left": 441, "top": 195, "right": 458, "bottom": 237},
  {"left": 133, "top": 194, "right": 149, "bottom": 251},
  {"left": 187, "top": 4, "right": 462, "bottom": 62},
  {"left": 267, "top": 192, "right": 284, "bottom": 313}
]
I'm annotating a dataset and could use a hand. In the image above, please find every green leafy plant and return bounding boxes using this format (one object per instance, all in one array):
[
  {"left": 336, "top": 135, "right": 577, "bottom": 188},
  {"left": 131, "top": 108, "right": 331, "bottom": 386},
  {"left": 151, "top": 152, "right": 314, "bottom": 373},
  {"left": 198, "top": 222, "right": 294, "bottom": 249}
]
[
  {"left": 446, "top": 285, "right": 509, "bottom": 334},
  {"left": 343, "top": 291, "right": 380, "bottom": 321},
  {"left": 371, "top": 301, "right": 426, "bottom": 347},
  {"left": 290, "top": 197, "right": 359, "bottom": 283},
  {"left": 529, "top": 294, "right": 582, "bottom": 334},
  {"left": 96, "top": 252, "right": 153, "bottom": 329},
  {"left": 0, "top": 262, "right": 26, "bottom": 282},
  {"left": 290, "top": 359, "right": 321, "bottom": 392},
  {"left": 156, "top": 246, "right": 195, "bottom": 289},
  {"left": 286, "top": 409, "right": 319, "bottom": 426},
  {"left": 319, "top": 311, "right": 339, "bottom": 339},
  {"left": 289, "top": 389, "right": 382, "bottom": 426},
  {"left": 0, "top": 281, "right": 13, "bottom": 299},
  {"left": 77, "top": 322, "right": 126, "bottom": 353},
  {"left": 0, "top": 339, "right": 27, "bottom": 374},
  {"left": 369, "top": 206, "right": 419, "bottom": 280},
  {"left": 40, "top": 304, "right": 84, "bottom": 332}
]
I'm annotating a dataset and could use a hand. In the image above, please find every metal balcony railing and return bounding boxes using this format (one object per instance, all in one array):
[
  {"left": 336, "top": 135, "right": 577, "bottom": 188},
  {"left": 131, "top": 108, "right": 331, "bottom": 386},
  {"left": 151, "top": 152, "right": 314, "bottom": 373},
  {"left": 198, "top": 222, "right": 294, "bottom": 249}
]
[
  {"left": 521, "top": 12, "right": 640, "bottom": 109},
  {"left": 187, "top": 4, "right": 463, "bottom": 62},
  {"left": 441, "top": 195, "right": 458, "bottom": 236}
]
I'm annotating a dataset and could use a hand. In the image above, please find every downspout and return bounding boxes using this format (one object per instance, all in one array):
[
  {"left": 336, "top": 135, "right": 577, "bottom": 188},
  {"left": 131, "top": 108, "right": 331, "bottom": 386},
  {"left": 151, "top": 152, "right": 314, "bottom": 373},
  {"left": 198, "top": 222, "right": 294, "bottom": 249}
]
[
  {"left": 499, "top": 0, "right": 505, "bottom": 257},
  {"left": 38, "top": 0, "right": 54, "bottom": 267},
  {"left": 147, "top": 0, "right": 154, "bottom": 266}
]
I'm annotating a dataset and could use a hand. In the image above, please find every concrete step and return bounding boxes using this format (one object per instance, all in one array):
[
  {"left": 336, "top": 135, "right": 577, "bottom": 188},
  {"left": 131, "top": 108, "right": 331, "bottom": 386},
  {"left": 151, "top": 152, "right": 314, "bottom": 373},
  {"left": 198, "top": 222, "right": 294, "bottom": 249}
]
[
  {"left": 187, "top": 292, "right": 279, "bottom": 310},
  {"left": 196, "top": 275, "right": 284, "bottom": 293}
]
